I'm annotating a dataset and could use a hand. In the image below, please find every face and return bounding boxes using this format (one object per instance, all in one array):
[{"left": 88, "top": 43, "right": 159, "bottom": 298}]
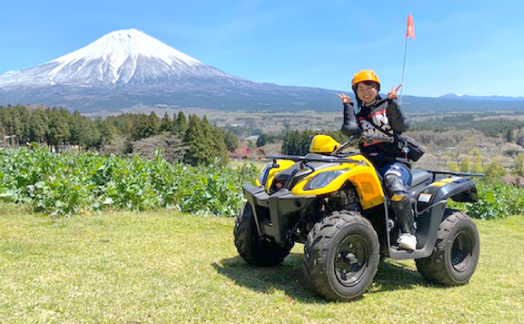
[{"left": 356, "top": 82, "right": 378, "bottom": 105}]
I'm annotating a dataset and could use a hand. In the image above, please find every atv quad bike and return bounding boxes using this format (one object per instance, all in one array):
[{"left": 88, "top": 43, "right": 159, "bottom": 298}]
[{"left": 234, "top": 134, "right": 481, "bottom": 301}]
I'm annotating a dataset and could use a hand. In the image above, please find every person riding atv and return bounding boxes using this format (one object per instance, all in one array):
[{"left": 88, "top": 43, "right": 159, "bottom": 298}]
[
  {"left": 337, "top": 70, "right": 420, "bottom": 250},
  {"left": 234, "top": 71, "right": 481, "bottom": 301}
]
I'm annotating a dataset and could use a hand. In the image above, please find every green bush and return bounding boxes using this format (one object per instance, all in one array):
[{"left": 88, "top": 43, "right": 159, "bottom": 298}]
[
  {"left": 451, "top": 181, "right": 524, "bottom": 220},
  {"left": 0, "top": 147, "right": 257, "bottom": 217}
]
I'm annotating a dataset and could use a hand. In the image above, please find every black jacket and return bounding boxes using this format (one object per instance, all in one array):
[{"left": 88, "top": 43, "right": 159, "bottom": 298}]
[{"left": 341, "top": 97, "right": 411, "bottom": 168}]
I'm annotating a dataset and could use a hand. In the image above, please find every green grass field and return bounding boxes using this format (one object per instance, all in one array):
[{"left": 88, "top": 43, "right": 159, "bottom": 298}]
[{"left": 1, "top": 204, "right": 523, "bottom": 323}]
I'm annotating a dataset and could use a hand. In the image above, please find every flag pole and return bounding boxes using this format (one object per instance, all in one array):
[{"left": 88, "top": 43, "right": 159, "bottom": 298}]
[
  {"left": 399, "top": 35, "right": 408, "bottom": 106},
  {"left": 400, "top": 14, "right": 415, "bottom": 106}
]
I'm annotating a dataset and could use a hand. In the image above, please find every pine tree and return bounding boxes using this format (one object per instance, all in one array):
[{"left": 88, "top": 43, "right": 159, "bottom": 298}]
[
  {"left": 69, "top": 111, "right": 84, "bottom": 145},
  {"left": 46, "top": 108, "right": 71, "bottom": 152},
  {"left": 301, "top": 130, "right": 315, "bottom": 155},
  {"left": 225, "top": 131, "right": 239, "bottom": 150},
  {"left": 213, "top": 130, "right": 229, "bottom": 163},
  {"left": 95, "top": 118, "right": 115, "bottom": 148},
  {"left": 28, "top": 109, "right": 49, "bottom": 143},
  {"left": 257, "top": 134, "right": 269, "bottom": 147},
  {"left": 132, "top": 114, "right": 158, "bottom": 140},
  {"left": 183, "top": 115, "right": 228, "bottom": 165},
  {"left": 183, "top": 115, "right": 209, "bottom": 165},
  {"left": 160, "top": 112, "right": 173, "bottom": 133},
  {"left": 148, "top": 111, "right": 161, "bottom": 136},
  {"left": 173, "top": 111, "right": 188, "bottom": 136},
  {"left": 2, "top": 108, "right": 23, "bottom": 144},
  {"left": 14, "top": 105, "right": 30, "bottom": 143}
]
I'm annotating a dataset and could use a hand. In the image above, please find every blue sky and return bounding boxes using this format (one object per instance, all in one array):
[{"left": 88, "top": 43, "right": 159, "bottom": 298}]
[{"left": 1, "top": 0, "right": 522, "bottom": 97}]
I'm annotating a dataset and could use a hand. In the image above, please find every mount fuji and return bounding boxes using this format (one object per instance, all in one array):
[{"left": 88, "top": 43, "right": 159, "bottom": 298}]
[{"left": 0, "top": 29, "right": 340, "bottom": 113}]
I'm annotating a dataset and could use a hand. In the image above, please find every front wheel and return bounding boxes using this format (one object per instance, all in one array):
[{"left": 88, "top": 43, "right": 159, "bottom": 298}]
[
  {"left": 303, "top": 210, "right": 380, "bottom": 301},
  {"left": 234, "top": 203, "right": 293, "bottom": 267},
  {"left": 416, "top": 210, "right": 480, "bottom": 285}
]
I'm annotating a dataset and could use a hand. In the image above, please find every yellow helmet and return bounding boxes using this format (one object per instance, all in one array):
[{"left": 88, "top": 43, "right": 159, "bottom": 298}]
[
  {"left": 310, "top": 135, "right": 340, "bottom": 154},
  {"left": 351, "top": 70, "right": 381, "bottom": 91}
]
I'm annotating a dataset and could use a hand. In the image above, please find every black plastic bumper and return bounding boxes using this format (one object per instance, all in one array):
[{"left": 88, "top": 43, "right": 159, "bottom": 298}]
[{"left": 242, "top": 184, "right": 316, "bottom": 246}]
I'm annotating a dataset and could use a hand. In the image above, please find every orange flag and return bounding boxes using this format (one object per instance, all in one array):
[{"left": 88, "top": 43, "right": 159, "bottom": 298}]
[{"left": 406, "top": 14, "right": 415, "bottom": 39}]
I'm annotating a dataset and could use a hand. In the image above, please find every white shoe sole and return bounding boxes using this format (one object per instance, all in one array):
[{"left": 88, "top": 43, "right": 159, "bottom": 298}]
[{"left": 398, "top": 242, "right": 416, "bottom": 251}]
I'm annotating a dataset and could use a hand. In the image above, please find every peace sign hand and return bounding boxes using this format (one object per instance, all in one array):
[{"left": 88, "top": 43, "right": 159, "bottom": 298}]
[
  {"left": 337, "top": 93, "right": 352, "bottom": 104},
  {"left": 387, "top": 84, "right": 402, "bottom": 99}
]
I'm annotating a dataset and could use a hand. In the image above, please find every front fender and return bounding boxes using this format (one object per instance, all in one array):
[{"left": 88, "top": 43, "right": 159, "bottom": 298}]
[
  {"left": 291, "top": 157, "right": 385, "bottom": 210},
  {"left": 255, "top": 159, "right": 296, "bottom": 187}
]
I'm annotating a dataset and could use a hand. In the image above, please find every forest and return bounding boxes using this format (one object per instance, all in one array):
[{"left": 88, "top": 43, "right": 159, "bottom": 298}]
[
  {"left": 0, "top": 105, "right": 239, "bottom": 166},
  {"left": 1, "top": 105, "right": 523, "bottom": 177}
]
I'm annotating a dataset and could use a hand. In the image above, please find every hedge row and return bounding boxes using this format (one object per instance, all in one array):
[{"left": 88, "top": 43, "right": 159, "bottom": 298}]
[
  {"left": 0, "top": 147, "right": 521, "bottom": 220},
  {"left": 451, "top": 181, "right": 524, "bottom": 220},
  {"left": 0, "top": 148, "right": 256, "bottom": 217}
]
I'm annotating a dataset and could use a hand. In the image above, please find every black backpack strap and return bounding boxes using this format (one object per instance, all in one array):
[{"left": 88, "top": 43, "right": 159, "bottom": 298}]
[
  {"left": 365, "top": 116, "right": 395, "bottom": 138},
  {"left": 365, "top": 116, "right": 408, "bottom": 156}
]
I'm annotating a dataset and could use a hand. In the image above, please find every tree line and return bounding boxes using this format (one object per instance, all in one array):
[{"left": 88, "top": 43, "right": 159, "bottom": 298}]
[
  {"left": 410, "top": 114, "right": 524, "bottom": 145},
  {"left": 0, "top": 105, "right": 238, "bottom": 165}
]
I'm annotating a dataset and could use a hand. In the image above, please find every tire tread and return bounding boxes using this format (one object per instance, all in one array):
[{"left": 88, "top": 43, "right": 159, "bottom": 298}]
[
  {"left": 304, "top": 210, "right": 380, "bottom": 301},
  {"left": 415, "top": 210, "right": 480, "bottom": 285}
]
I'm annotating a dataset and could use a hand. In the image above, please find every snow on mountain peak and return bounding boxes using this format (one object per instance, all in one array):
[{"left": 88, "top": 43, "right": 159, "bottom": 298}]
[
  {"left": 0, "top": 28, "right": 238, "bottom": 88},
  {"left": 52, "top": 29, "right": 202, "bottom": 69}
]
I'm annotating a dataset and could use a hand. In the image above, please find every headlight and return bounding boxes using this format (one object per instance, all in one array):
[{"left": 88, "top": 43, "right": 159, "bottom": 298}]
[
  {"left": 304, "top": 169, "right": 348, "bottom": 191},
  {"left": 257, "top": 163, "right": 272, "bottom": 186}
]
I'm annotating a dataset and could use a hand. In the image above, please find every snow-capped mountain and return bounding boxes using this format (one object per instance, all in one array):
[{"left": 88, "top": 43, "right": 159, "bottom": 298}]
[
  {"left": 0, "top": 29, "right": 243, "bottom": 88},
  {"left": 0, "top": 28, "right": 344, "bottom": 112},
  {"left": 1, "top": 29, "right": 520, "bottom": 113}
]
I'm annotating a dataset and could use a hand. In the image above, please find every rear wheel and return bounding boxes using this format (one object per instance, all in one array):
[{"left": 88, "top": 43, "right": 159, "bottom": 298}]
[
  {"left": 234, "top": 203, "right": 293, "bottom": 267},
  {"left": 416, "top": 210, "right": 480, "bottom": 285},
  {"left": 303, "top": 210, "right": 380, "bottom": 301}
]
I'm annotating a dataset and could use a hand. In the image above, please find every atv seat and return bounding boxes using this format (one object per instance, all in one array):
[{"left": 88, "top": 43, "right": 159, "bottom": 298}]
[
  {"left": 409, "top": 169, "right": 433, "bottom": 189},
  {"left": 375, "top": 168, "right": 432, "bottom": 189}
]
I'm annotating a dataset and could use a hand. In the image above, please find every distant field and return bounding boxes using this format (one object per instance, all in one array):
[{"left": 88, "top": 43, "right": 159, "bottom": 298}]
[
  {"left": 1, "top": 204, "right": 523, "bottom": 323},
  {"left": 229, "top": 159, "right": 267, "bottom": 171}
]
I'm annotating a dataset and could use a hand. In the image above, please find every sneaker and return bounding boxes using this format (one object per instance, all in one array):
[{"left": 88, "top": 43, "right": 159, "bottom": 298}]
[{"left": 397, "top": 233, "right": 417, "bottom": 251}]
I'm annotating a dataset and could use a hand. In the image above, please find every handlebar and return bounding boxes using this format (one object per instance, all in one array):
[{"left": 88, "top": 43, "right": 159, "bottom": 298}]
[{"left": 331, "top": 134, "right": 394, "bottom": 156}]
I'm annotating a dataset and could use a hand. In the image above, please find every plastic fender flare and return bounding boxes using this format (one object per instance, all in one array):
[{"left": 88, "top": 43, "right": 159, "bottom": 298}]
[
  {"left": 417, "top": 177, "right": 478, "bottom": 207},
  {"left": 291, "top": 166, "right": 385, "bottom": 210}
]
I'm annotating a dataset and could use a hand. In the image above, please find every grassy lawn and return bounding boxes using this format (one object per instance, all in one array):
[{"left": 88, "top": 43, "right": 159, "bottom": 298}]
[{"left": 0, "top": 204, "right": 523, "bottom": 324}]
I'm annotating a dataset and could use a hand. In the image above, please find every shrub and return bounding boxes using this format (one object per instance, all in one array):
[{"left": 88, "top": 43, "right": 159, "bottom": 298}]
[
  {"left": 0, "top": 147, "right": 257, "bottom": 217},
  {"left": 450, "top": 180, "right": 524, "bottom": 220}
]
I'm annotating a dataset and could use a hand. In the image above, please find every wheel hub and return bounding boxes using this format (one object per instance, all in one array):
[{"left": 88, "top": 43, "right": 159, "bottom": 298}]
[
  {"left": 342, "top": 252, "right": 359, "bottom": 265},
  {"left": 334, "top": 235, "right": 369, "bottom": 287}
]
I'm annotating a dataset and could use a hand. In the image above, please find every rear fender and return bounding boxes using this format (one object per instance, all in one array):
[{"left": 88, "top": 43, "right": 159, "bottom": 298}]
[
  {"left": 388, "top": 177, "right": 477, "bottom": 260},
  {"left": 416, "top": 177, "right": 478, "bottom": 208}
]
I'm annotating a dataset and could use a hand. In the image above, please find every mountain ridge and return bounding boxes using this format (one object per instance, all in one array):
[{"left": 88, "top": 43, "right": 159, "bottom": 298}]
[
  {"left": 0, "top": 29, "right": 522, "bottom": 114},
  {"left": 440, "top": 93, "right": 524, "bottom": 101}
]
